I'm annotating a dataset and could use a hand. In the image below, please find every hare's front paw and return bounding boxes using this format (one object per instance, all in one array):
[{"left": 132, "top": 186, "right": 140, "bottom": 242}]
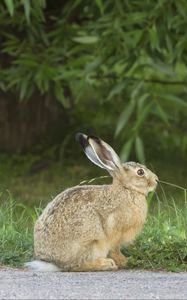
[
  {"left": 109, "top": 248, "right": 128, "bottom": 269},
  {"left": 99, "top": 258, "right": 118, "bottom": 271}
]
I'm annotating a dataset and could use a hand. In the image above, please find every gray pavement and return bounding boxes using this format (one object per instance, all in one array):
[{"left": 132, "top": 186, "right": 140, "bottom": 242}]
[{"left": 0, "top": 269, "right": 187, "bottom": 299}]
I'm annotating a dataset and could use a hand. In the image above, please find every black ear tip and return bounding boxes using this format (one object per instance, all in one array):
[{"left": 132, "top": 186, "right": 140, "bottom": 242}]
[
  {"left": 75, "top": 132, "right": 83, "bottom": 142},
  {"left": 75, "top": 132, "right": 88, "bottom": 149}
]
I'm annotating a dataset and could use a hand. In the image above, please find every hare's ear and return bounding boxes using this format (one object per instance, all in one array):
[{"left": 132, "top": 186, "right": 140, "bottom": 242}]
[{"left": 75, "top": 133, "right": 122, "bottom": 172}]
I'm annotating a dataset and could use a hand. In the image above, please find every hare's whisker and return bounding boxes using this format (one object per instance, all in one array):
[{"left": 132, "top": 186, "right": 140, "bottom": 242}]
[{"left": 158, "top": 180, "right": 186, "bottom": 191}]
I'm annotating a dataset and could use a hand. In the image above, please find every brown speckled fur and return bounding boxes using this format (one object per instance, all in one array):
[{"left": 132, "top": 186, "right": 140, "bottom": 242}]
[{"left": 34, "top": 136, "right": 158, "bottom": 271}]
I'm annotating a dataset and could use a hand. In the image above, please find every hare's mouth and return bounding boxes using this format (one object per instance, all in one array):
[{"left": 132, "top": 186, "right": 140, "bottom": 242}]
[{"left": 148, "top": 179, "right": 158, "bottom": 190}]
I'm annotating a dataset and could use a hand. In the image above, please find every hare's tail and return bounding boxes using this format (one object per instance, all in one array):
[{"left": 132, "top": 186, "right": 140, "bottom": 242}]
[{"left": 24, "top": 260, "right": 62, "bottom": 272}]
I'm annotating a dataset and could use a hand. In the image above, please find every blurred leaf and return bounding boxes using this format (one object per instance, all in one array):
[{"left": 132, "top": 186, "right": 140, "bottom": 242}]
[
  {"left": 133, "top": 102, "right": 153, "bottom": 131},
  {"left": 54, "top": 82, "right": 70, "bottom": 108},
  {"left": 22, "top": 0, "right": 31, "bottom": 23},
  {"left": 38, "top": 0, "right": 46, "bottom": 8},
  {"left": 4, "top": 0, "right": 14, "bottom": 16},
  {"left": 135, "top": 136, "right": 145, "bottom": 163},
  {"left": 108, "top": 81, "right": 127, "bottom": 100},
  {"left": 176, "top": 1, "right": 187, "bottom": 18},
  {"left": 125, "top": 12, "right": 147, "bottom": 25},
  {"left": 54, "top": 82, "right": 65, "bottom": 102},
  {"left": 72, "top": 36, "right": 99, "bottom": 44},
  {"left": 137, "top": 93, "right": 150, "bottom": 113},
  {"left": 95, "top": 0, "right": 104, "bottom": 14},
  {"left": 20, "top": 79, "right": 30, "bottom": 101},
  {"left": 131, "top": 82, "right": 144, "bottom": 100},
  {"left": 149, "top": 24, "right": 159, "bottom": 50},
  {"left": 151, "top": 62, "right": 175, "bottom": 76},
  {"left": 166, "top": 34, "right": 173, "bottom": 54},
  {"left": 115, "top": 100, "right": 135, "bottom": 137},
  {"left": 85, "top": 57, "right": 102, "bottom": 74},
  {"left": 155, "top": 103, "right": 170, "bottom": 126},
  {"left": 120, "top": 138, "right": 134, "bottom": 162},
  {"left": 35, "top": 67, "right": 49, "bottom": 93},
  {"left": 161, "top": 95, "right": 187, "bottom": 108},
  {"left": 125, "top": 30, "right": 143, "bottom": 47},
  {"left": 0, "top": 81, "right": 6, "bottom": 91}
]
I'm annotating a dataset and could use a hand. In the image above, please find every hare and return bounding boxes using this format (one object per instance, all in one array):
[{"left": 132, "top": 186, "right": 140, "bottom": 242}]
[{"left": 25, "top": 133, "right": 158, "bottom": 272}]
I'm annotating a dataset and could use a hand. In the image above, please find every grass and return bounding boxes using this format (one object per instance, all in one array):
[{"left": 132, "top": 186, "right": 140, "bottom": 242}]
[
  {"left": 0, "top": 177, "right": 186, "bottom": 271},
  {"left": 0, "top": 191, "right": 39, "bottom": 267}
]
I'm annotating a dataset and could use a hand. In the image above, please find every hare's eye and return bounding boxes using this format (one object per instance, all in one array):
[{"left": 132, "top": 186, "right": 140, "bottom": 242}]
[{"left": 137, "top": 168, "right": 145, "bottom": 176}]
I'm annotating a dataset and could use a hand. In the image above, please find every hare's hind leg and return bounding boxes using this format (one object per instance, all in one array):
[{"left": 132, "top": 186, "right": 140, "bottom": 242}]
[
  {"left": 71, "top": 258, "right": 117, "bottom": 272},
  {"left": 70, "top": 239, "right": 118, "bottom": 271},
  {"left": 109, "top": 246, "right": 128, "bottom": 269}
]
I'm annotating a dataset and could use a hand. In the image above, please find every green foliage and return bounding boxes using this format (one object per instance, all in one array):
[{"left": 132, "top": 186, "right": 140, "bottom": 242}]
[
  {"left": 0, "top": 191, "right": 39, "bottom": 266},
  {"left": 0, "top": 0, "right": 187, "bottom": 160}
]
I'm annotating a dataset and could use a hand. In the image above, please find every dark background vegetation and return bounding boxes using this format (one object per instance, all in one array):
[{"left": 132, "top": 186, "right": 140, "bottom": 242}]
[{"left": 0, "top": 0, "right": 186, "bottom": 200}]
